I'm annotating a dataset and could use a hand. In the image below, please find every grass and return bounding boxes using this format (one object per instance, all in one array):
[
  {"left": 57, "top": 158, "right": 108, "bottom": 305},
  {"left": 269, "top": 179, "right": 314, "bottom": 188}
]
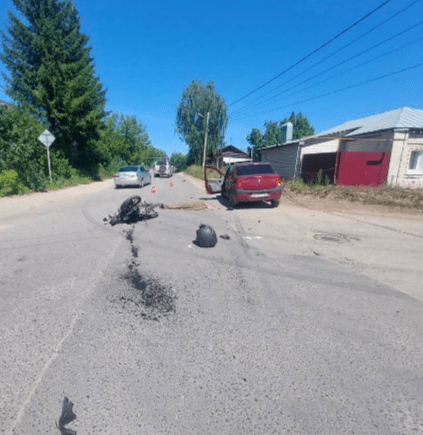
[
  {"left": 184, "top": 165, "right": 223, "bottom": 181},
  {"left": 285, "top": 178, "right": 423, "bottom": 211}
]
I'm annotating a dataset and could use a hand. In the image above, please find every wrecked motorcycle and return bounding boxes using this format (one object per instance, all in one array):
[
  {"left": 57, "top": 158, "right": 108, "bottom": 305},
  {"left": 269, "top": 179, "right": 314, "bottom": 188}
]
[{"left": 108, "top": 196, "right": 162, "bottom": 226}]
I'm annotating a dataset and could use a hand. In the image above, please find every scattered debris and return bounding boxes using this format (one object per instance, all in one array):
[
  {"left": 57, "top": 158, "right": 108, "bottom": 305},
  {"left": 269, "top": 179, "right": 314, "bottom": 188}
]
[
  {"left": 220, "top": 234, "right": 230, "bottom": 240},
  {"left": 313, "top": 233, "right": 358, "bottom": 243},
  {"left": 105, "top": 196, "right": 161, "bottom": 226},
  {"left": 120, "top": 260, "right": 176, "bottom": 320},
  {"left": 56, "top": 397, "right": 77, "bottom": 435},
  {"left": 162, "top": 200, "right": 210, "bottom": 210},
  {"left": 195, "top": 224, "right": 217, "bottom": 247}
]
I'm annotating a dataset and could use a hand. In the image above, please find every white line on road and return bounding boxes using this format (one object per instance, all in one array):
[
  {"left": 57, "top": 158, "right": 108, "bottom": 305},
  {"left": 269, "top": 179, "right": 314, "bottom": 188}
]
[{"left": 6, "top": 310, "right": 82, "bottom": 435}]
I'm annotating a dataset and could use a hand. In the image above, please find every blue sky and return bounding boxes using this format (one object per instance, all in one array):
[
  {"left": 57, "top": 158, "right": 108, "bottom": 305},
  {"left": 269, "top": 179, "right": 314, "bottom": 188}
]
[{"left": 1, "top": 0, "right": 423, "bottom": 157}]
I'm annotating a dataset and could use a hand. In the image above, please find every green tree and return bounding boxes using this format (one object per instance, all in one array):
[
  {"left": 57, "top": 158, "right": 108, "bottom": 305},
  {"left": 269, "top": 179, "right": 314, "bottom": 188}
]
[
  {"left": 98, "top": 112, "right": 165, "bottom": 170},
  {"left": 0, "top": 105, "right": 48, "bottom": 190},
  {"left": 170, "top": 152, "right": 187, "bottom": 172},
  {"left": 175, "top": 80, "right": 228, "bottom": 166},
  {"left": 0, "top": 0, "right": 107, "bottom": 170},
  {"left": 246, "top": 112, "right": 314, "bottom": 159},
  {"left": 280, "top": 112, "right": 314, "bottom": 140}
]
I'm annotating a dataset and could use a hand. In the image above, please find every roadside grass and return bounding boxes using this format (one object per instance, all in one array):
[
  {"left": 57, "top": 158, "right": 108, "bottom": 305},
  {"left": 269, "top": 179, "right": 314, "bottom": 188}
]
[
  {"left": 284, "top": 178, "right": 423, "bottom": 211},
  {"left": 184, "top": 165, "right": 222, "bottom": 180}
]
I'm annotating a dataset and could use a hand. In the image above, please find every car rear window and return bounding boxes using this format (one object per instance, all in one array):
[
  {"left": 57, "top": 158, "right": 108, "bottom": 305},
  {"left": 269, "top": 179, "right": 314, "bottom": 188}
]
[
  {"left": 156, "top": 159, "right": 167, "bottom": 165},
  {"left": 235, "top": 164, "right": 275, "bottom": 176},
  {"left": 118, "top": 166, "right": 139, "bottom": 172}
]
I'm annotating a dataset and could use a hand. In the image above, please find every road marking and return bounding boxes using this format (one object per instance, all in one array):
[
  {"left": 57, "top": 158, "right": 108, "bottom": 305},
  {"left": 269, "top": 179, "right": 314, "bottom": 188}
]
[{"left": 6, "top": 310, "right": 82, "bottom": 435}]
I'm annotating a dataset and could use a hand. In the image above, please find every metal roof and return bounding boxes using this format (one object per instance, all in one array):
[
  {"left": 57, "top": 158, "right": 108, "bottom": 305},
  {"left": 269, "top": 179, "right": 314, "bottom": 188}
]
[{"left": 317, "top": 107, "right": 423, "bottom": 137}]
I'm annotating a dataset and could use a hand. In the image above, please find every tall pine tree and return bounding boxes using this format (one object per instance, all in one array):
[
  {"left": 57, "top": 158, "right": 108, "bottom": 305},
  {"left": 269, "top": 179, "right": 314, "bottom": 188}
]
[{"left": 1, "top": 0, "right": 107, "bottom": 170}]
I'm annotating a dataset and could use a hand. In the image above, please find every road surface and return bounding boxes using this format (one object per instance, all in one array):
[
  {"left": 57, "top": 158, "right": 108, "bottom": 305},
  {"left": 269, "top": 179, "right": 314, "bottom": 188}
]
[{"left": 0, "top": 173, "right": 422, "bottom": 434}]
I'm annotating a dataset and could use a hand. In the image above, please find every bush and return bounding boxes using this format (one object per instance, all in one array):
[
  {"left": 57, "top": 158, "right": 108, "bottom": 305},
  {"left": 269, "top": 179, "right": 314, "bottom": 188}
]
[{"left": 0, "top": 168, "right": 24, "bottom": 196}]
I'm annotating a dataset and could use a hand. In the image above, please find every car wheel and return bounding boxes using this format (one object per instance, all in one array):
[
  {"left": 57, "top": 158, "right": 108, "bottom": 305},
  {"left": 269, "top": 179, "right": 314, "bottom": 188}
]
[
  {"left": 271, "top": 199, "right": 280, "bottom": 208},
  {"left": 221, "top": 185, "right": 227, "bottom": 198}
]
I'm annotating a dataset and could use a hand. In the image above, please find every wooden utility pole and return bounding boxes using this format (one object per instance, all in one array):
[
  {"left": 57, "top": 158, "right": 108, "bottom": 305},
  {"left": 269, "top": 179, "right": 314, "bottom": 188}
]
[{"left": 202, "top": 112, "right": 210, "bottom": 169}]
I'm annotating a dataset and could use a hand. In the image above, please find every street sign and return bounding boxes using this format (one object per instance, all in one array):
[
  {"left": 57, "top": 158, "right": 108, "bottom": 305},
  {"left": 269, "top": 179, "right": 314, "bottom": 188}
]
[
  {"left": 38, "top": 129, "right": 55, "bottom": 147},
  {"left": 37, "top": 129, "right": 55, "bottom": 183}
]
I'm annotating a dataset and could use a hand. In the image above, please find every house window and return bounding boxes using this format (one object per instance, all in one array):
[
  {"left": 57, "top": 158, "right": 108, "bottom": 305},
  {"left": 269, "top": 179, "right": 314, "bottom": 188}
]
[{"left": 408, "top": 150, "right": 423, "bottom": 174}]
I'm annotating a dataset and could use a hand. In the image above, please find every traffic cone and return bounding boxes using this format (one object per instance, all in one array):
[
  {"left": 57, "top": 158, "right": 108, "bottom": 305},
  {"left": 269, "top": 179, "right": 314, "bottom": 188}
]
[{"left": 151, "top": 184, "right": 156, "bottom": 194}]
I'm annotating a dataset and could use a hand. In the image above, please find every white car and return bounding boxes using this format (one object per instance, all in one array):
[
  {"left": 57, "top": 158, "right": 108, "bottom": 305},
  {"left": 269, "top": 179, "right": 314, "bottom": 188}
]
[
  {"left": 154, "top": 158, "right": 173, "bottom": 177},
  {"left": 113, "top": 165, "right": 152, "bottom": 188}
]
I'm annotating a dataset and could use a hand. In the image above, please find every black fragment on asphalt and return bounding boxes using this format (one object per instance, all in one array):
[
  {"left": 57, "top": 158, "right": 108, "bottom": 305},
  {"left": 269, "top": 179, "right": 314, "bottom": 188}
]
[
  {"left": 120, "top": 260, "right": 176, "bottom": 320},
  {"left": 118, "top": 226, "right": 175, "bottom": 320},
  {"left": 56, "top": 397, "right": 77, "bottom": 435},
  {"left": 124, "top": 228, "right": 134, "bottom": 243}
]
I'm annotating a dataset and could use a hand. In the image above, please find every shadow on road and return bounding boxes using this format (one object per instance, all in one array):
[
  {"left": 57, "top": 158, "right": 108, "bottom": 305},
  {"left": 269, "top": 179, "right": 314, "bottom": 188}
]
[{"left": 199, "top": 195, "right": 274, "bottom": 210}]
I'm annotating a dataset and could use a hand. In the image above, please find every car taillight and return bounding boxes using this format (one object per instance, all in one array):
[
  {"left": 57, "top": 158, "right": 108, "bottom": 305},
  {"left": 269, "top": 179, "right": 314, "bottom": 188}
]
[
  {"left": 276, "top": 176, "right": 281, "bottom": 185},
  {"left": 113, "top": 174, "right": 119, "bottom": 178}
]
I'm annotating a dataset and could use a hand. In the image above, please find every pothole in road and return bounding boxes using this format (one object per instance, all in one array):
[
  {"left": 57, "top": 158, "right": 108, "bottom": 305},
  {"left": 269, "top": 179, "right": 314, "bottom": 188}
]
[{"left": 313, "top": 233, "right": 359, "bottom": 243}]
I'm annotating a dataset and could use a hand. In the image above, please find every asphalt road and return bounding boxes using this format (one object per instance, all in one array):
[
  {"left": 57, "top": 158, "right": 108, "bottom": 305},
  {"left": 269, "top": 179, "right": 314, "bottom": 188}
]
[{"left": 1, "top": 173, "right": 422, "bottom": 435}]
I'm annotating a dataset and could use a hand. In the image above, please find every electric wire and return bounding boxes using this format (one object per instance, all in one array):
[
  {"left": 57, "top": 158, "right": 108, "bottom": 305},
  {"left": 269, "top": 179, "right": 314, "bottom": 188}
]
[
  {"left": 233, "top": 61, "right": 423, "bottom": 121},
  {"left": 231, "top": 19, "right": 423, "bottom": 119},
  {"left": 230, "top": 0, "right": 421, "bottom": 117},
  {"left": 229, "top": 0, "right": 393, "bottom": 107},
  {"left": 231, "top": 36, "right": 423, "bottom": 121}
]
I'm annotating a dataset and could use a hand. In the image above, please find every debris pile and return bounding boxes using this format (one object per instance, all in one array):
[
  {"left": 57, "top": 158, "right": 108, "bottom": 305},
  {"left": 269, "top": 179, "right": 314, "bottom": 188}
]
[
  {"left": 104, "top": 196, "right": 161, "bottom": 226},
  {"left": 161, "top": 199, "right": 216, "bottom": 210}
]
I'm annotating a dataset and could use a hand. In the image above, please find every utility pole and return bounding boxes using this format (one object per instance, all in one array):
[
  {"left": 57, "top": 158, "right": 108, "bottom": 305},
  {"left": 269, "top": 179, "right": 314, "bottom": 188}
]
[{"left": 198, "top": 112, "right": 210, "bottom": 168}]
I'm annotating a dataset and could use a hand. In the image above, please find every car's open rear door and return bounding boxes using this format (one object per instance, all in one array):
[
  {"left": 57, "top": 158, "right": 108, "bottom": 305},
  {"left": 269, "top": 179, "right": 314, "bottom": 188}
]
[{"left": 204, "top": 165, "right": 225, "bottom": 194}]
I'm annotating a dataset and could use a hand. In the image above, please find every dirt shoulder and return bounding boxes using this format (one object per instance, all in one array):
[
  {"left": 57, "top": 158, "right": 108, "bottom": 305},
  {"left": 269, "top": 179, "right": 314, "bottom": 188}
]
[
  {"left": 0, "top": 179, "right": 114, "bottom": 216},
  {"left": 282, "top": 189, "right": 423, "bottom": 220}
]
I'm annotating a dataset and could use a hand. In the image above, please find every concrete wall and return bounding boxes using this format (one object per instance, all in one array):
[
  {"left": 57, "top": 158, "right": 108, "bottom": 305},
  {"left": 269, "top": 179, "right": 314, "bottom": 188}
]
[{"left": 387, "top": 130, "right": 423, "bottom": 189}]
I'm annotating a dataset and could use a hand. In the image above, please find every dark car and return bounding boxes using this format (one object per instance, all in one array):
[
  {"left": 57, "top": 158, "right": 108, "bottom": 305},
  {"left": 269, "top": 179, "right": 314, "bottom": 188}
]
[{"left": 204, "top": 162, "right": 282, "bottom": 207}]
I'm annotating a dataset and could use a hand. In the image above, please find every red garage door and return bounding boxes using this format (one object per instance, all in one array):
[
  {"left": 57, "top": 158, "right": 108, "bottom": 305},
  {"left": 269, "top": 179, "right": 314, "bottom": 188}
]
[{"left": 335, "top": 152, "right": 391, "bottom": 186}]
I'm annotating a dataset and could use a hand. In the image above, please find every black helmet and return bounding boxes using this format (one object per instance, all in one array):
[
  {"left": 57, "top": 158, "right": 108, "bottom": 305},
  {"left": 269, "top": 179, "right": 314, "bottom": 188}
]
[{"left": 196, "top": 224, "right": 217, "bottom": 248}]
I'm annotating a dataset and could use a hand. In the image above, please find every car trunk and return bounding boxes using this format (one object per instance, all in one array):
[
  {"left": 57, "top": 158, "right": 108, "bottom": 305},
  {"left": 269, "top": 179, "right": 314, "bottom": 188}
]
[{"left": 236, "top": 174, "right": 279, "bottom": 190}]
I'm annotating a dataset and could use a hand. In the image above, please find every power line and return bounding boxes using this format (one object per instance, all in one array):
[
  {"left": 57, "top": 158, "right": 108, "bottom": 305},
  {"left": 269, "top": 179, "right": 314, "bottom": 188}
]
[
  {"left": 231, "top": 19, "right": 423, "bottom": 119},
  {"left": 229, "top": 0, "right": 394, "bottom": 107},
  {"left": 233, "top": 61, "right": 423, "bottom": 121},
  {"left": 230, "top": 0, "right": 421, "bottom": 116},
  {"left": 231, "top": 36, "right": 423, "bottom": 120}
]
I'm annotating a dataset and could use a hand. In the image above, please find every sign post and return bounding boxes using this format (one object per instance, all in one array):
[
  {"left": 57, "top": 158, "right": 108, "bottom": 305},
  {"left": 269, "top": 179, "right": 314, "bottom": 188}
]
[{"left": 37, "top": 129, "right": 55, "bottom": 183}]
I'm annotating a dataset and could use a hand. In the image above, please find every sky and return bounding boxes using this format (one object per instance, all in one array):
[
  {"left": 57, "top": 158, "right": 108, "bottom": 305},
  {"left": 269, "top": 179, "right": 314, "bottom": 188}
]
[{"left": 1, "top": 0, "right": 423, "bottom": 157}]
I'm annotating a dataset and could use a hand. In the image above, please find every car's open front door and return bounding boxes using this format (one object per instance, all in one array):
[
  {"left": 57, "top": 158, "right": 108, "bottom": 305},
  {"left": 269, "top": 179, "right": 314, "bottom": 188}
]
[{"left": 204, "top": 165, "right": 225, "bottom": 194}]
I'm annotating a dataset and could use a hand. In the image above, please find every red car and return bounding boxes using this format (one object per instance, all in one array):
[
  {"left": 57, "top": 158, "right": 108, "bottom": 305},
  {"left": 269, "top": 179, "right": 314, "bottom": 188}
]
[{"left": 204, "top": 162, "right": 283, "bottom": 207}]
